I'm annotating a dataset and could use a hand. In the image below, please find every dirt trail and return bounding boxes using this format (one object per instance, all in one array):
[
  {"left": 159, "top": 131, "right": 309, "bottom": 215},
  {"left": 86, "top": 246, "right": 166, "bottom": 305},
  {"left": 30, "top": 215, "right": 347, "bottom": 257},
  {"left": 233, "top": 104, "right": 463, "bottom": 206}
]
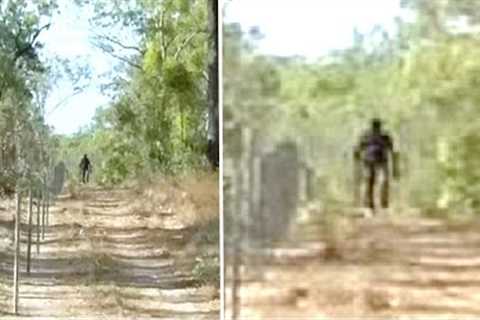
[
  {"left": 229, "top": 212, "right": 480, "bottom": 319},
  {"left": 0, "top": 186, "right": 219, "bottom": 319}
]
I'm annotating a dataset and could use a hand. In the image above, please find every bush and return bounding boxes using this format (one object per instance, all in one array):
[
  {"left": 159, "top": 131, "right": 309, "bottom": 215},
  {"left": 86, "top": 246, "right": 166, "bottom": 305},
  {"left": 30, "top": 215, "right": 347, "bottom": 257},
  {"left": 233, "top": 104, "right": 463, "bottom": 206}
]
[{"left": 192, "top": 255, "right": 220, "bottom": 288}]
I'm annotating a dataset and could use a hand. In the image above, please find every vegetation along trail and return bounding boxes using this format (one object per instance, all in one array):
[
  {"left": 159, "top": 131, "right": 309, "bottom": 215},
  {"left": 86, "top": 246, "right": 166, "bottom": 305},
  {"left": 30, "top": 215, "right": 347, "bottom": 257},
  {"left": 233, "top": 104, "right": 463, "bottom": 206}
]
[
  {"left": 0, "top": 175, "right": 219, "bottom": 319},
  {"left": 224, "top": 0, "right": 480, "bottom": 318},
  {"left": 0, "top": 0, "right": 219, "bottom": 317}
]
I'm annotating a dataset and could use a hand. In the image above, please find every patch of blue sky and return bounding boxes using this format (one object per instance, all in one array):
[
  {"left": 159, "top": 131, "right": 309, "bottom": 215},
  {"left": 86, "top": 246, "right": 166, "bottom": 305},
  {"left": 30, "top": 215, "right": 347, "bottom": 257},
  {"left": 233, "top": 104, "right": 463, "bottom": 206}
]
[{"left": 38, "top": 0, "right": 134, "bottom": 135}]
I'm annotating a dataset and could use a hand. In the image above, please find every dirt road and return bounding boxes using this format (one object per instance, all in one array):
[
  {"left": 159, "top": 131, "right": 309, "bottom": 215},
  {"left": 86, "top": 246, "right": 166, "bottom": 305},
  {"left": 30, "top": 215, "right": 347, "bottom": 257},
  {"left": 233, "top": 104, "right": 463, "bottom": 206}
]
[
  {"left": 0, "top": 186, "right": 219, "bottom": 319},
  {"left": 228, "top": 211, "right": 480, "bottom": 319}
]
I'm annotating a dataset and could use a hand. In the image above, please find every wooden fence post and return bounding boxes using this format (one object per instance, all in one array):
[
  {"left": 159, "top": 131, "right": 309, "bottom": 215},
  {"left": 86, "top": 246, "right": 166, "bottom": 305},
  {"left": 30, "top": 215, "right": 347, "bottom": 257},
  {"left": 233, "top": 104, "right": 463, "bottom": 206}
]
[
  {"left": 41, "top": 184, "right": 46, "bottom": 240},
  {"left": 27, "top": 187, "right": 33, "bottom": 273},
  {"left": 241, "top": 128, "right": 251, "bottom": 251},
  {"left": 13, "top": 192, "right": 21, "bottom": 314},
  {"left": 46, "top": 170, "right": 50, "bottom": 226},
  {"left": 231, "top": 164, "right": 240, "bottom": 320},
  {"left": 36, "top": 192, "right": 40, "bottom": 255},
  {"left": 46, "top": 189, "right": 50, "bottom": 227}
]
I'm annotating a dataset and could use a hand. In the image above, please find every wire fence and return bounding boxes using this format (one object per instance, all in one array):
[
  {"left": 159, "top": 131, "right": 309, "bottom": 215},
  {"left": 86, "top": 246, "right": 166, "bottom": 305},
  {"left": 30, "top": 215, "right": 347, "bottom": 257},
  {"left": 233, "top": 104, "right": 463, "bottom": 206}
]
[
  {"left": 222, "top": 114, "right": 439, "bottom": 318},
  {"left": 9, "top": 160, "right": 65, "bottom": 314},
  {"left": 224, "top": 121, "right": 320, "bottom": 319}
]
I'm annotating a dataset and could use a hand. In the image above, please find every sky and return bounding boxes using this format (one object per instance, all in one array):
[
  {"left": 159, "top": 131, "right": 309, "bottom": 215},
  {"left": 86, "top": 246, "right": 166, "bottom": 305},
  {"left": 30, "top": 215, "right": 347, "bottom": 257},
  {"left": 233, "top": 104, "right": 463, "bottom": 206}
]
[
  {"left": 38, "top": 1, "right": 119, "bottom": 135},
  {"left": 224, "top": 0, "right": 407, "bottom": 58},
  {"left": 39, "top": 0, "right": 407, "bottom": 135}
]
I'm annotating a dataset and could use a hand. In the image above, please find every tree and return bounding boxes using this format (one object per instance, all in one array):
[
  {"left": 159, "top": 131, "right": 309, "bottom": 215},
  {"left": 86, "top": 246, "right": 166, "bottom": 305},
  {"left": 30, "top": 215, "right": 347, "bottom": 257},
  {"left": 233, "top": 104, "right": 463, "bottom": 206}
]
[
  {"left": 206, "top": 0, "right": 219, "bottom": 169},
  {"left": 223, "top": 0, "right": 480, "bottom": 213},
  {"left": 64, "top": 0, "right": 213, "bottom": 183},
  {"left": 0, "top": 0, "right": 58, "bottom": 194}
]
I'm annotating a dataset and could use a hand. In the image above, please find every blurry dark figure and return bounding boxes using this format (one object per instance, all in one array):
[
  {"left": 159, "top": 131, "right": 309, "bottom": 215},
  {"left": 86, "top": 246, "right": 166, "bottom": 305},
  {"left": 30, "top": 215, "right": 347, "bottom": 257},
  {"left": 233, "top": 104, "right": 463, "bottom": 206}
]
[
  {"left": 79, "top": 154, "right": 92, "bottom": 184},
  {"left": 354, "top": 118, "right": 399, "bottom": 211}
]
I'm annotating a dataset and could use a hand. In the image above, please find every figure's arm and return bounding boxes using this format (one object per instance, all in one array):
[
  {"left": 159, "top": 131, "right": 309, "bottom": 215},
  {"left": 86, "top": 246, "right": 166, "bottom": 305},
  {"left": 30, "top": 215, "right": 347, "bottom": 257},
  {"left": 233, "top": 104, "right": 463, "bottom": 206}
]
[{"left": 353, "top": 135, "right": 365, "bottom": 160}]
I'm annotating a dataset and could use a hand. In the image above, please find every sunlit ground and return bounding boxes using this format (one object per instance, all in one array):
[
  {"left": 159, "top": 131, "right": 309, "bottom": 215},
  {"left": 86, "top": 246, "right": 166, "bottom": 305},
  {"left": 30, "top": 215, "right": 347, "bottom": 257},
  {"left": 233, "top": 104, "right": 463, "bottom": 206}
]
[
  {"left": 226, "top": 208, "right": 480, "bottom": 319},
  {"left": 0, "top": 173, "right": 219, "bottom": 319}
]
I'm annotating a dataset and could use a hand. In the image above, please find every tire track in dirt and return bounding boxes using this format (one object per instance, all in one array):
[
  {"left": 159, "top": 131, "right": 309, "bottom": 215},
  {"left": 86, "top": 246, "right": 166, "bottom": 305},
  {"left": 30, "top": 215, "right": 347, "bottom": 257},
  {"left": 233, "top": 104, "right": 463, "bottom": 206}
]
[
  {"left": 229, "top": 214, "right": 480, "bottom": 319},
  {"left": 370, "top": 219, "right": 480, "bottom": 317},
  {"left": 0, "top": 187, "right": 218, "bottom": 319}
]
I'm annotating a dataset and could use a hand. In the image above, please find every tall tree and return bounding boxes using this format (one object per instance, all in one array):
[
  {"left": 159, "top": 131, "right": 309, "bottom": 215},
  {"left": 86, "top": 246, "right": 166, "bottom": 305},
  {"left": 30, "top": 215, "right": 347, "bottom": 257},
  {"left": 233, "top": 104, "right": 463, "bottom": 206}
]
[{"left": 206, "top": 0, "right": 219, "bottom": 168}]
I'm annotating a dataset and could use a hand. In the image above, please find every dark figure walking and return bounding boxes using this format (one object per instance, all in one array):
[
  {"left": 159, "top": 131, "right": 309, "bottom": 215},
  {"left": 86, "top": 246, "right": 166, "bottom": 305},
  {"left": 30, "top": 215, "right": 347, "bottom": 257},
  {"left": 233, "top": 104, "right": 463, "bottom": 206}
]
[
  {"left": 354, "top": 119, "right": 398, "bottom": 211},
  {"left": 79, "top": 154, "right": 92, "bottom": 184}
]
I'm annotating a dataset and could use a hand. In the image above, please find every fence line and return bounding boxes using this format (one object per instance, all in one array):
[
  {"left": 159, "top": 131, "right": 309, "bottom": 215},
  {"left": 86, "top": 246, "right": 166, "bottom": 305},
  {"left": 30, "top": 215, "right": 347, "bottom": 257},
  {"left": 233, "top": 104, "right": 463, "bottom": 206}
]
[
  {"left": 224, "top": 122, "right": 314, "bottom": 318},
  {"left": 11, "top": 161, "right": 65, "bottom": 315}
]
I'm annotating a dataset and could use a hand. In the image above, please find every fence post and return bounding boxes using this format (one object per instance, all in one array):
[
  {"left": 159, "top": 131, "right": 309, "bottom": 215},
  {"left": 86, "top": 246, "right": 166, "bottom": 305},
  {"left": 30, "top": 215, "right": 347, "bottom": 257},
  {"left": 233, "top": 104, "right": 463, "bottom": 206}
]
[
  {"left": 46, "top": 188, "right": 50, "bottom": 227},
  {"left": 13, "top": 192, "right": 21, "bottom": 314},
  {"left": 241, "top": 128, "right": 251, "bottom": 251},
  {"left": 252, "top": 155, "right": 263, "bottom": 250},
  {"left": 27, "top": 187, "right": 33, "bottom": 273},
  {"left": 36, "top": 191, "right": 40, "bottom": 255},
  {"left": 231, "top": 162, "right": 241, "bottom": 320},
  {"left": 41, "top": 181, "right": 46, "bottom": 240},
  {"left": 46, "top": 169, "right": 50, "bottom": 226}
]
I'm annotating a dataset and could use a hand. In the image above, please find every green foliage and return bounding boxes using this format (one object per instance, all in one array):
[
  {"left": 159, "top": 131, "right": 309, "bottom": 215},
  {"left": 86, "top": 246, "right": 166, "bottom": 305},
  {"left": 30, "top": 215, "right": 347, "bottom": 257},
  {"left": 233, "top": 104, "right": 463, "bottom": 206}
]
[
  {"left": 224, "top": 0, "right": 480, "bottom": 213},
  {"left": 192, "top": 255, "right": 219, "bottom": 287},
  {"left": 59, "top": 0, "right": 212, "bottom": 184},
  {"left": 0, "top": 0, "right": 59, "bottom": 194},
  {"left": 440, "top": 128, "right": 480, "bottom": 211}
]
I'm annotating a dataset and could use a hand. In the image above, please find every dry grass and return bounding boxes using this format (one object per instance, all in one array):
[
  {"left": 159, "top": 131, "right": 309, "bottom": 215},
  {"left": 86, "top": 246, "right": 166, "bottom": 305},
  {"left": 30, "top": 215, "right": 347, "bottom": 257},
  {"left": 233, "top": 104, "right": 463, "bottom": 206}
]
[
  {"left": 317, "top": 213, "right": 360, "bottom": 261},
  {"left": 132, "top": 171, "right": 219, "bottom": 228},
  {"left": 127, "top": 171, "right": 220, "bottom": 288},
  {"left": 65, "top": 180, "right": 95, "bottom": 201}
]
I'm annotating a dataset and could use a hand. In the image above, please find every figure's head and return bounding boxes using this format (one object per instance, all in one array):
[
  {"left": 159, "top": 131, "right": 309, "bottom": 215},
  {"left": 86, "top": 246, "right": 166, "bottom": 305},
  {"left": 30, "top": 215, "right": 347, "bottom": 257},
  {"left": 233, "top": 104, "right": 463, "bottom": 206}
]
[
  {"left": 371, "top": 118, "right": 382, "bottom": 131},
  {"left": 84, "top": 154, "right": 88, "bottom": 158}
]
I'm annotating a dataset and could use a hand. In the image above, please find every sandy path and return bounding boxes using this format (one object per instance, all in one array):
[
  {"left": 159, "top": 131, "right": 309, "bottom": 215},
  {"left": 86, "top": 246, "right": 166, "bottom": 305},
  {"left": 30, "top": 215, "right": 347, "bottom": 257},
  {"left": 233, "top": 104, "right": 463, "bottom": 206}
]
[
  {"left": 0, "top": 187, "right": 219, "bottom": 319},
  {"left": 226, "top": 213, "right": 480, "bottom": 319}
]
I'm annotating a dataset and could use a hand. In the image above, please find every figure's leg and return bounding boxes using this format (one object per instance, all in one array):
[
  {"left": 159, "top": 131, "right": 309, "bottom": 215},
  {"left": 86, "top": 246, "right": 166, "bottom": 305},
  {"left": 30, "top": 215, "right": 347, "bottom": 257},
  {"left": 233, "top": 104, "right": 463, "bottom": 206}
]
[
  {"left": 364, "top": 163, "right": 376, "bottom": 209},
  {"left": 380, "top": 162, "right": 389, "bottom": 208},
  {"left": 82, "top": 170, "right": 86, "bottom": 183}
]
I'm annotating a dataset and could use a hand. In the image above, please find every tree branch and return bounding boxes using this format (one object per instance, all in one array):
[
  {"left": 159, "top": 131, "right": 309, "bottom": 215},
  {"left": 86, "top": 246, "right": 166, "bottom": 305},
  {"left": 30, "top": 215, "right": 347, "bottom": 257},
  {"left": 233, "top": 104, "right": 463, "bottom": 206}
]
[
  {"left": 30, "top": 24, "right": 51, "bottom": 45},
  {"left": 160, "top": 8, "right": 167, "bottom": 60},
  {"left": 13, "top": 23, "right": 50, "bottom": 64},
  {"left": 174, "top": 31, "right": 200, "bottom": 60},
  {"left": 46, "top": 85, "right": 89, "bottom": 117},
  {"left": 110, "top": 52, "right": 142, "bottom": 69},
  {"left": 92, "top": 40, "right": 143, "bottom": 69},
  {"left": 94, "top": 33, "right": 145, "bottom": 55},
  {"left": 202, "top": 70, "right": 209, "bottom": 82},
  {"left": 95, "top": 43, "right": 142, "bottom": 69}
]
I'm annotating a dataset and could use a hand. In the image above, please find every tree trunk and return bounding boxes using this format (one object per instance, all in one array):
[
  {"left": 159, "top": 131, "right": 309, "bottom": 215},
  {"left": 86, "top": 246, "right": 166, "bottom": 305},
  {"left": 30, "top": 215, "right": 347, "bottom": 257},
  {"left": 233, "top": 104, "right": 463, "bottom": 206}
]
[{"left": 206, "top": 0, "right": 219, "bottom": 169}]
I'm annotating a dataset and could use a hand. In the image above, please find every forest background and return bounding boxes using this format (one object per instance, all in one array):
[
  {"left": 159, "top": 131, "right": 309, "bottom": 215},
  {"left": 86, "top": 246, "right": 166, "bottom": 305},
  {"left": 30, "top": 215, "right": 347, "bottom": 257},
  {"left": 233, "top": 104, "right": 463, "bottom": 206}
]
[
  {"left": 224, "top": 0, "right": 480, "bottom": 215},
  {"left": 0, "top": 0, "right": 218, "bottom": 194}
]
